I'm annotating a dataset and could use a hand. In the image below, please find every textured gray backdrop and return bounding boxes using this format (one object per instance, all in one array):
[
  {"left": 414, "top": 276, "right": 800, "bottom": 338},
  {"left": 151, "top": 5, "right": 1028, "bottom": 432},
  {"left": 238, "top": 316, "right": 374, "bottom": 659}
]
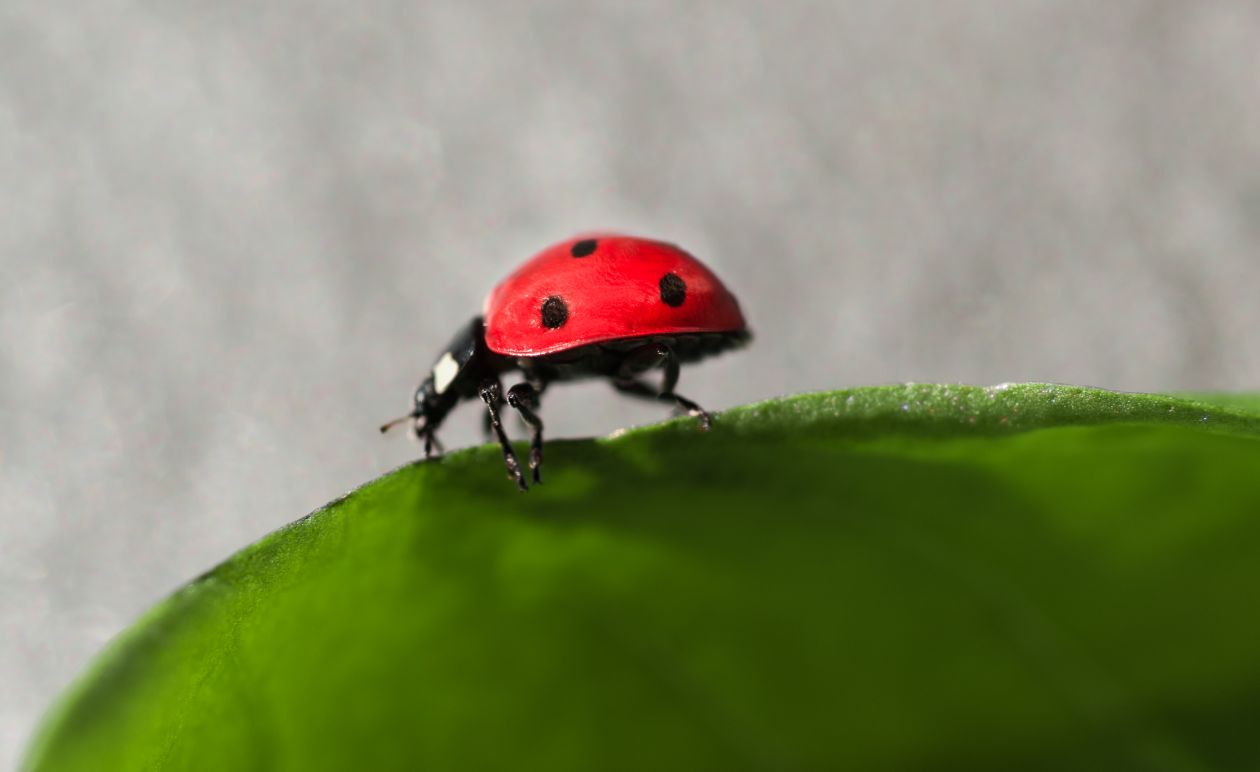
[{"left": 4, "top": 0, "right": 1260, "bottom": 765}]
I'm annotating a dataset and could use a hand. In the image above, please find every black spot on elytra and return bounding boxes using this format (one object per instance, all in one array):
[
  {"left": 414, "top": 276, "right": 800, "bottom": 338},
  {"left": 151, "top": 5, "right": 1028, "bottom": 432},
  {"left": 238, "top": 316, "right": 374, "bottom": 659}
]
[
  {"left": 570, "top": 239, "right": 597, "bottom": 257},
  {"left": 541, "top": 296, "right": 569, "bottom": 328},
  {"left": 659, "top": 273, "right": 686, "bottom": 307}
]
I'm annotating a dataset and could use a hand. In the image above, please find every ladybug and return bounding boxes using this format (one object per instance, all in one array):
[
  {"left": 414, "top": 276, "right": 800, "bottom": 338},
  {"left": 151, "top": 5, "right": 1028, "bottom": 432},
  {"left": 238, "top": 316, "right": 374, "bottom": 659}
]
[{"left": 381, "top": 233, "right": 750, "bottom": 491}]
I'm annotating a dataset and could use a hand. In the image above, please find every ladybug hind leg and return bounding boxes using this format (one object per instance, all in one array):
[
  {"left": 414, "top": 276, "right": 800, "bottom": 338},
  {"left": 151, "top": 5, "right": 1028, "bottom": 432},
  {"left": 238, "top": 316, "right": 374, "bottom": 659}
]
[
  {"left": 478, "top": 379, "right": 528, "bottom": 492},
  {"left": 612, "top": 343, "right": 712, "bottom": 431}
]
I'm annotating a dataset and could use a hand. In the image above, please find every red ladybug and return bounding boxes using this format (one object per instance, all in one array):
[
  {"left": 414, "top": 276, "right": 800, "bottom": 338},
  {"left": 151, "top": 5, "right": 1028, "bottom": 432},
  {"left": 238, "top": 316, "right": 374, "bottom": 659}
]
[{"left": 381, "top": 233, "right": 750, "bottom": 490}]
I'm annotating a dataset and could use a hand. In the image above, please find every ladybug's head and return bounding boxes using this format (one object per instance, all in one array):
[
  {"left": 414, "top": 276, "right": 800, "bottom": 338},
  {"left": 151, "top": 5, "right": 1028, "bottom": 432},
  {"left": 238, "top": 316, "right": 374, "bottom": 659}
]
[{"left": 380, "top": 316, "right": 491, "bottom": 439}]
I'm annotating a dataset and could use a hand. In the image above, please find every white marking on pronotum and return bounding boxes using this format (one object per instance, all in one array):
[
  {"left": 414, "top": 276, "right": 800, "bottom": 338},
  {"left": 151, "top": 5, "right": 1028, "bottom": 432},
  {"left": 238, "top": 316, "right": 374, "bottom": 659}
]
[{"left": 432, "top": 352, "right": 459, "bottom": 395}]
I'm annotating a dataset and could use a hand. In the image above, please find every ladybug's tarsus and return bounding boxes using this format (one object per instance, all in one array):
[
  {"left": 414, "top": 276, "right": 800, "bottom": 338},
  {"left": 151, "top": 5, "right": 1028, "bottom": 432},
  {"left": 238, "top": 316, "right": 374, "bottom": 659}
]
[
  {"left": 384, "top": 233, "right": 748, "bottom": 489},
  {"left": 673, "top": 394, "right": 712, "bottom": 431}
]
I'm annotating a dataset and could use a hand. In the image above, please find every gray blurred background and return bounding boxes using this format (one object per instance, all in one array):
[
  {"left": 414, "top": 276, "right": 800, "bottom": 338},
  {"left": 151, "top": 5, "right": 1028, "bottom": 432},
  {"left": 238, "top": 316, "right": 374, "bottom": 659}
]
[{"left": 3, "top": 0, "right": 1260, "bottom": 764}]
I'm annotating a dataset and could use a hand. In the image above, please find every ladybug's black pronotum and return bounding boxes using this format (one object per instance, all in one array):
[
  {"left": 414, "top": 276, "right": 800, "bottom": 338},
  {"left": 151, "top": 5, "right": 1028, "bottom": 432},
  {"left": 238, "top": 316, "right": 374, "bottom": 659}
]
[{"left": 381, "top": 233, "right": 750, "bottom": 490}]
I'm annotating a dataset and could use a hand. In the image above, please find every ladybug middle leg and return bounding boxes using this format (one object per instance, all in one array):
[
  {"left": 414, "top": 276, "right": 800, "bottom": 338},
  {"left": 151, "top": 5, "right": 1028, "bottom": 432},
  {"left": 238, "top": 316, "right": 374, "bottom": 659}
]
[
  {"left": 506, "top": 383, "right": 544, "bottom": 485},
  {"left": 611, "top": 342, "right": 712, "bottom": 430},
  {"left": 480, "top": 405, "right": 496, "bottom": 442},
  {"left": 478, "top": 379, "right": 528, "bottom": 492}
]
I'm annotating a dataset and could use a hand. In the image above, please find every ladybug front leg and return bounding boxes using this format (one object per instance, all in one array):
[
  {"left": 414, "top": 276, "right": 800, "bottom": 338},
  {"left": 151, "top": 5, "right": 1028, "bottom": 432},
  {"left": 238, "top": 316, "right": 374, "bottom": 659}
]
[
  {"left": 418, "top": 425, "right": 444, "bottom": 459},
  {"left": 507, "top": 383, "right": 544, "bottom": 485},
  {"left": 478, "top": 379, "right": 528, "bottom": 492},
  {"left": 612, "top": 343, "right": 712, "bottom": 431},
  {"left": 380, "top": 413, "right": 443, "bottom": 458}
]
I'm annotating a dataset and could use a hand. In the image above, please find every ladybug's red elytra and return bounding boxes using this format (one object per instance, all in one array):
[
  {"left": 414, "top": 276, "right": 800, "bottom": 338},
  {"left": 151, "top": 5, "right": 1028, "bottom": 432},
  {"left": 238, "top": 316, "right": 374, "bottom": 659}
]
[{"left": 381, "top": 233, "right": 750, "bottom": 491}]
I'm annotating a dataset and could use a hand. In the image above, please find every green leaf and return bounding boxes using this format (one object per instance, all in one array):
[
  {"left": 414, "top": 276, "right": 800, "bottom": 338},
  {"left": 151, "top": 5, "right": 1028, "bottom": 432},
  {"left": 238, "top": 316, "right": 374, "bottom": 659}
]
[{"left": 25, "top": 384, "right": 1260, "bottom": 771}]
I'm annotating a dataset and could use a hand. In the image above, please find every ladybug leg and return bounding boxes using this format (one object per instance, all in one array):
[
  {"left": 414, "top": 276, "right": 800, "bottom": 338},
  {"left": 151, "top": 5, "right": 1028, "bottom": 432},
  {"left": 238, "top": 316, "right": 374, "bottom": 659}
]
[
  {"left": 419, "top": 426, "right": 444, "bottom": 459},
  {"left": 521, "top": 362, "right": 550, "bottom": 396},
  {"left": 403, "top": 416, "right": 443, "bottom": 459},
  {"left": 480, "top": 404, "right": 496, "bottom": 442},
  {"left": 478, "top": 379, "right": 528, "bottom": 492},
  {"left": 507, "top": 383, "right": 544, "bottom": 485},
  {"left": 512, "top": 362, "right": 549, "bottom": 435},
  {"left": 656, "top": 348, "right": 710, "bottom": 426},
  {"left": 613, "top": 343, "right": 712, "bottom": 431}
]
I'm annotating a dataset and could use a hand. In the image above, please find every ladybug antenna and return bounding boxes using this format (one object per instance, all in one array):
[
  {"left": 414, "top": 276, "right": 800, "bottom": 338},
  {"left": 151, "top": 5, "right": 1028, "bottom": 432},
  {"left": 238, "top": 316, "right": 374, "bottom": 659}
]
[{"left": 379, "top": 410, "right": 419, "bottom": 434}]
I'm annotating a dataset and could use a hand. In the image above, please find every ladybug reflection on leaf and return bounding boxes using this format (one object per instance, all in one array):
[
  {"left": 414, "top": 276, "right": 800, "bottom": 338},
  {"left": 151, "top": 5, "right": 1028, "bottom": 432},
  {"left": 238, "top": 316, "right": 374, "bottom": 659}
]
[{"left": 382, "top": 234, "right": 750, "bottom": 491}]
